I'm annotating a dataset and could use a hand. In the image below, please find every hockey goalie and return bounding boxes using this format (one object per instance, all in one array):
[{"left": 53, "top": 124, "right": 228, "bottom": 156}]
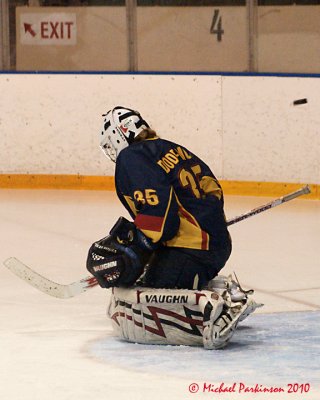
[{"left": 86, "top": 106, "right": 262, "bottom": 349}]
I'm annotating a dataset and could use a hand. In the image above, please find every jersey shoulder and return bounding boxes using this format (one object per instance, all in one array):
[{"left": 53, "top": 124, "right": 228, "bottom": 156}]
[{"left": 116, "top": 138, "right": 175, "bottom": 166}]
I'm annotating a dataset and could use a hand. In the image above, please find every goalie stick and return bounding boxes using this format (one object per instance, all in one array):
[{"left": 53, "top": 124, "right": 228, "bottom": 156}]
[
  {"left": 227, "top": 184, "right": 311, "bottom": 226},
  {"left": 3, "top": 257, "right": 98, "bottom": 299},
  {"left": 3, "top": 185, "right": 311, "bottom": 299}
]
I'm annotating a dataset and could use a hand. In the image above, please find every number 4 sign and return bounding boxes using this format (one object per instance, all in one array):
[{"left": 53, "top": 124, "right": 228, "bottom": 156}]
[{"left": 210, "top": 9, "right": 224, "bottom": 42}]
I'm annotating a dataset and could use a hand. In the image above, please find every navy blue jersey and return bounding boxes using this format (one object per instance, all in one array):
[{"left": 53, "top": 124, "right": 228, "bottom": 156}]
[{"left": 115, "top": 138, "right": 229, "bottom": 251}]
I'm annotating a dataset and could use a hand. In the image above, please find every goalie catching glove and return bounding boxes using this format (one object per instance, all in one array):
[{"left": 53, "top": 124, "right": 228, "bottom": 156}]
[{"left": 86, "top": 217, "right": 157, "bottom": 288}]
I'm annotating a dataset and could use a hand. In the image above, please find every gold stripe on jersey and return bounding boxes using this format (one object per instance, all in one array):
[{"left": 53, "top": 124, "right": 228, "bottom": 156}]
[
  {"left": 200, "top": 176, "right": 222, "bottom": 200},
  {"left": 165, "top": 193, "right": 209, "bottom": 251}
]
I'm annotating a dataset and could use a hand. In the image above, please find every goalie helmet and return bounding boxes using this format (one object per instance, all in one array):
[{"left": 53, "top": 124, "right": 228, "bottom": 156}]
[{"left": 100, "top": 106, "right": 150, "bottom": 162}]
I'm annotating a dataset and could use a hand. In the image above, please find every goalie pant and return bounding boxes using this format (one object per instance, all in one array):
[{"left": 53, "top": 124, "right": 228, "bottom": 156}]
[{"left": 108, "top": 284, "right": 260, "bottom": 349}]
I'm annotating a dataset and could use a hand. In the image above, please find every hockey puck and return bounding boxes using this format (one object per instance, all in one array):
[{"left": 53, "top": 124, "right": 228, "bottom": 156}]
[{"left": 293, "top": 98, "right": 308, "bottom": 106}]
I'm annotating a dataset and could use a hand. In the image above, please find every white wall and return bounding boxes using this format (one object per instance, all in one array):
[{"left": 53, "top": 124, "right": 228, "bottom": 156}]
[
  {"left": 222, "top": 76, "right": 320, "bottom": 184},
  {"left": 0, "top": 73, "right": 319, "bottom": 184}
]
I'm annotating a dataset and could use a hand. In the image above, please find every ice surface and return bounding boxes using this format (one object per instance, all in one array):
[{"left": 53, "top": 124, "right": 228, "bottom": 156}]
[
  {"left": 0, "top": 189, "right": 319, "bottom": 400},
  {"left": 91, "top": 311, "right": 320, "bottom": 385}
]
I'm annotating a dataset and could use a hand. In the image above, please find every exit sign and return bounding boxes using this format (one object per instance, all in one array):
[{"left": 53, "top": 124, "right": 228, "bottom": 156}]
[{"left": 20, "top": 13, "right": 77, "bottom": 45}]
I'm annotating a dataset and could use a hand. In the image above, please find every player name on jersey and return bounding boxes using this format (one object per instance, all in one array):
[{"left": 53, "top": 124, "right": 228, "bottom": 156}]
[{"left": 157, "top": 146, "right": 192, "bottom": 173}]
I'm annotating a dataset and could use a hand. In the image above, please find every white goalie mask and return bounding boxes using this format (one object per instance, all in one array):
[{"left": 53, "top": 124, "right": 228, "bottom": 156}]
[{"left": 99, "top": 106, "right": 150, "bottom": 162}]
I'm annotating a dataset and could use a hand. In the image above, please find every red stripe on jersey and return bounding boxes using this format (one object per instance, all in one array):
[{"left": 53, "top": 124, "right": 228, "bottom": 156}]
[
  {"left": 135, "top": 214, "right": 164, "bottom": 232},
  {"left": 179, "top": 205, "right": 209, "bottom": 250},
  {"left": 178, "top": 206, "right": 197, "bottom": 226},
  {"left": 201, "top": 230, "right": 209, "bottom": 250}
]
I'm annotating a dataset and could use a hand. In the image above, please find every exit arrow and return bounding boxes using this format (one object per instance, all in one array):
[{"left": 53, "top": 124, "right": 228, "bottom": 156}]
[{"left": 24, "top": 23, "right": 36, "bottom": 37}]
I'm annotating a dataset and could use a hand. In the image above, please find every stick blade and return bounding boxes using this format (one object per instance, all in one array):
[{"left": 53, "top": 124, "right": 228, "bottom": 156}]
[{"left": 3, "top": 257, "right": 97, "bottom": 299}]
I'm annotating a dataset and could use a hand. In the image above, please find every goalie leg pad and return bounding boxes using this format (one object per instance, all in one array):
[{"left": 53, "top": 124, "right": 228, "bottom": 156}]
[
  {"left": 108, "top": 287, "right": 224, "bottom": 347},
  {"left": 206, "top": 274, "right": 263, "bottom": 323},
  {"left": 202, "top": 301, "right": 247, "bottom": 350},
  {"left": 206, "top": 274, "right": 249, "bottom": 301},
  {"left": 108, "top": 284, "right": 262, "bottom": 349}
]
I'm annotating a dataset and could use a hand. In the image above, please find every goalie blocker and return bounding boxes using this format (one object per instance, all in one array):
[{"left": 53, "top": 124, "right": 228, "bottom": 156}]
[
  {"left": 108, "top": 275, "right": 262, "bottom": 349},
  {"left": 86, "top": 217, "right": 156, "bottom": 288}
]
